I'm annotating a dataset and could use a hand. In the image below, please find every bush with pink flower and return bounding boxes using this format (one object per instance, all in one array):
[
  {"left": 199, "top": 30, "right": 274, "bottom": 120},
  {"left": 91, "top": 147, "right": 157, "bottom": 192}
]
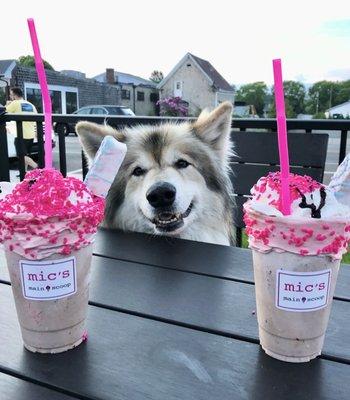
[{"left": 157, "top": 96, "right": 188, "bottom": 117}]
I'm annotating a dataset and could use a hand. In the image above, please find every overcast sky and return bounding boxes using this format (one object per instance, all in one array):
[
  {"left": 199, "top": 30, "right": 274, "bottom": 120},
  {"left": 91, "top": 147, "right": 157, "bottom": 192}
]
[{"left": 2, "top": 0, "right": 350, "bottom": 85}]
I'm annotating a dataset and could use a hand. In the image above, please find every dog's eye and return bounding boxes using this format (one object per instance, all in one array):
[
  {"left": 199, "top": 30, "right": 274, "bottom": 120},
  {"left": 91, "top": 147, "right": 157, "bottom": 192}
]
[
  {"left": 132, "top": 167, "right": 146, "bottom": 176},
  {"left": 175, "top": 159, "right": 190, "bottom": 169}
]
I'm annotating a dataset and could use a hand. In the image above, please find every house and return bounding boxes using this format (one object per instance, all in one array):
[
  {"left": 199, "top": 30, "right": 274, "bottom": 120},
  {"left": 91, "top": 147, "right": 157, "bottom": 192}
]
[
  {"left": 157, "top": 53, "right": 234, "bottom": 115},
  {"left": 93, "top": 69, "right": 159, "bottom": 116},
  {"left": 325, "top": 101, "right": 350, "bottom": 119},
  {"left": 1, "top": 60, "right": 159, "bottom": 116}
]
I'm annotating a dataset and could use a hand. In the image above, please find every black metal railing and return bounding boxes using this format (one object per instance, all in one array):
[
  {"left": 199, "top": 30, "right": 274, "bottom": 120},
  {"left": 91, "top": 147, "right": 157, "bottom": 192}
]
[{"left": 0, "top": 112, "right": 349, "bottom": 183}]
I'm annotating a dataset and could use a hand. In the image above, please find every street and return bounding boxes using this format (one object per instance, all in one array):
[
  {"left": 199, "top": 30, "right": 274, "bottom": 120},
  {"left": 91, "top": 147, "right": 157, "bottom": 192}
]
[{"left": 53, "top": 135, "right": 84, "bottom": 180}]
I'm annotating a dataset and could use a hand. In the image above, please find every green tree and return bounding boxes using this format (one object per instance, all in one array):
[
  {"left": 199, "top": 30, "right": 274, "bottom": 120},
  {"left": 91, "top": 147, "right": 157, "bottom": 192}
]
[
  {"left": 268, "top": 81, "right": 306, "bottom": 117},
  {"left": 235, "top": 82, "right": 268, "bottom": 116},
  {"left": 149, "top": 70, "right": 164, "bottom": 84},
  {"left": 18, "top": 55, "right": 54, "bottom": 70},
  {"left": 283, "top": 81, "right": 306, "bottom": 115},
  {"left": 306, "top": 81, "right": 338, "bottom": 115},
  {"left": 334, "top": 80, "right": 350, "bottom": 105},
  {"left": 268, "top": 98, "right": 296, "bottom": 118}
]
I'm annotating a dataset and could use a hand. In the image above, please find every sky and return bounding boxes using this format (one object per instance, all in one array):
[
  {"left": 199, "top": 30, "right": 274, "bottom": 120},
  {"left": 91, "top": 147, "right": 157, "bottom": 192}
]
[{"left": 2, "top": 0, "right": 350, "bottom": 86}]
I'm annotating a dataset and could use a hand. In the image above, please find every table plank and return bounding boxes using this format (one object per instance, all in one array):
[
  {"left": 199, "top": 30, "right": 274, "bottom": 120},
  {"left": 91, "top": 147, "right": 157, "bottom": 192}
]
[
  {"left": 87, "top": 256, "right": 350, "bottom": 362},
  {"left": 0, "top": 372, "right": 76, "bottom": 400},
  {"left": 0, "top": 283, "right": 349, "bottom": 400},
  {"left": 93, "top": 229, "right": 350, "bottom": 301}
]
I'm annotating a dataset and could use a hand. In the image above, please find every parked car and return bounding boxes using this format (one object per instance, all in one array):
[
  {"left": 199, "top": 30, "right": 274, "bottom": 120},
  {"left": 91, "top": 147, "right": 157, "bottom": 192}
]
[
  {"left": 332, "top": 113, "right": 344, "bottom": 119},
  {"left": 54, "top": 105, "right": 135, "bottom": 136},
  {"left": 6, "top": 121, "right": 56, "bottom": 159}
]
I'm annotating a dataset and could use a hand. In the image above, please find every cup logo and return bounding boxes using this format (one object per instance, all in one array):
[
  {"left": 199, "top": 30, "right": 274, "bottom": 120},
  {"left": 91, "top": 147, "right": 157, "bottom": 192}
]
[
  {"left": 20, "top": 256, "right": 77, "bottom": 300},
  {"left": 276, "top": 269, "right": 331, "bottom": 312}
]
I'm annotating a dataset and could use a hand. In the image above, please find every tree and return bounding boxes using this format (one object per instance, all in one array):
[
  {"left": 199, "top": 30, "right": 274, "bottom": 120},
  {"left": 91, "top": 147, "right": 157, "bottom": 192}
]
[
  {"left": 149, "top": 70, "right": 164, "bottom": 84},
  {"left": 18, "top": 55, "right": 54, "bottom": 70},
  {"left": 283, "top": 81, "right": 306, "bottom": 115},
  {"left": 235, "top": 82, "right": 268, "bottom": 116},
  {"left": 334, "top": 80, "right": 350, "bottom": 105},
  {"left": 268, "top": 98, "right": 296, "bottom": 118},
  {"left": 269, "top": 81, "right": 306, "bottom": 117},
  {"left": 305, "top": 81, "right": 338, "bottom": 115}
]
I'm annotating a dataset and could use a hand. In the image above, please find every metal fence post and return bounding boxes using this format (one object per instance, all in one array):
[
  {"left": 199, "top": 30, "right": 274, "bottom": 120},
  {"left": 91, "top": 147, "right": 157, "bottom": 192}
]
[
  {"left": 56, "top": 123, "right": 67, "bottom": 177},
  {"left": 339, "top": 130, "right": 348, "bottom": 165},
  {"left": 0, "top": 108, "right": 10, "bottom": 181}
]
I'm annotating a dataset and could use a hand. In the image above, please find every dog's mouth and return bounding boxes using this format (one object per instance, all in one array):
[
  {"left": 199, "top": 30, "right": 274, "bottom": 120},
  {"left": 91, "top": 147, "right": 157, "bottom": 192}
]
[{"left": 150, "top": 202, "right": 194, "bottom": 233}]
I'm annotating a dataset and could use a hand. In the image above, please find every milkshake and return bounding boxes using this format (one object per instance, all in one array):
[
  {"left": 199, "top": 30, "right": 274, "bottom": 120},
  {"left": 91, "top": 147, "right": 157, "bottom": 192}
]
[
  {"left": 244, "top": 171, "right": 350, "bottom": 362},
  {"left": 0, "top": 169, "right": 104, "bottom": 353}
]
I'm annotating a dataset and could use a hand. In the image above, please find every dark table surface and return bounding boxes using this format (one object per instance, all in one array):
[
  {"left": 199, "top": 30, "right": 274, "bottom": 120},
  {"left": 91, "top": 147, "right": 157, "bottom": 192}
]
[{"left": 0, "top": 228, "right": 349, "bottom": 400}]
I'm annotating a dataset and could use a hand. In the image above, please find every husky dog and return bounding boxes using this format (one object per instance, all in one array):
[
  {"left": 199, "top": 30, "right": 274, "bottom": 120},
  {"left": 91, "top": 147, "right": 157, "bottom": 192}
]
[{"left": 76, "top": 102, "right": 234, "bottom": 245}]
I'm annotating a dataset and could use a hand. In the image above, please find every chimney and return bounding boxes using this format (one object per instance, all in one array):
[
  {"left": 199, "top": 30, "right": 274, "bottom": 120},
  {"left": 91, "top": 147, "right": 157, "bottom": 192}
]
[{"left": 106, "top": 68, "right": 115, "bottom": 84}]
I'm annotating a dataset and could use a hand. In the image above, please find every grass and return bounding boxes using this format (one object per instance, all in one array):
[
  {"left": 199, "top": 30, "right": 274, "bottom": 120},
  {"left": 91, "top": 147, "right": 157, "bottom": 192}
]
[{"left": 242, "top": 231, "right": 350, "bottom": 264}]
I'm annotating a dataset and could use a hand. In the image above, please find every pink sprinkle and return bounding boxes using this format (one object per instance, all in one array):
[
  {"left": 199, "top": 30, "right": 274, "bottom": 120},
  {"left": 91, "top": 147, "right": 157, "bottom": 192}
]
[
  {"left": 316, "top": 234, "right": 327, "bottom": 241},
  {"left": 300, "top": 249, "right": 309, "bottom": 256}
]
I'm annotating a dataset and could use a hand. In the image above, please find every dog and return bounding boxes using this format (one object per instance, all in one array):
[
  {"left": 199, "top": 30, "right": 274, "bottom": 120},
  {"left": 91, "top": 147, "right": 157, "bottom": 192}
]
[{"left": 76, "top": 101, "right": 234, "bottom": 246}]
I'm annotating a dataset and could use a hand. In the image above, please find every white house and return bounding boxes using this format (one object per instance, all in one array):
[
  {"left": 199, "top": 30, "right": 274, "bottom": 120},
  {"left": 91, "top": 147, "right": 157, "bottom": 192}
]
[
  {"left": 158, "top": 53, "right": 234, "bottom": 115},
  {"left": 326, "top": 100, "right": 350, "bottom": 118}
]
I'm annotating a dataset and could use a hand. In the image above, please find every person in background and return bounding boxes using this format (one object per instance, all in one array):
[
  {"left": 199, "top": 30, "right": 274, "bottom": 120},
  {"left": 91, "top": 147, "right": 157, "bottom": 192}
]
[{"left": 6, "top": 87, "right": 38, "bottom": 171}]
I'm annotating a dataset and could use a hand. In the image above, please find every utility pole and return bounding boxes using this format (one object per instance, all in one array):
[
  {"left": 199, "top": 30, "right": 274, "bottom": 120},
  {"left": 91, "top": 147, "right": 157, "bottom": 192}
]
[{"left": 329, "top": 86, "right": 333, "bottom": 109}]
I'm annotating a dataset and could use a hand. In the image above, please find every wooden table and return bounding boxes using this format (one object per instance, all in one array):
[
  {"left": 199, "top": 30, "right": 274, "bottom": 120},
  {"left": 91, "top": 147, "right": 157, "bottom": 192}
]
[{"left": 0, "top": 228, "right": 349, "bottom": 400}]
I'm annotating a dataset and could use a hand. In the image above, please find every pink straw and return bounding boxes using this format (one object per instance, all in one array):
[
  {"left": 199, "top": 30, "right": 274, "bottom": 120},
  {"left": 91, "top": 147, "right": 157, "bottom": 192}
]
[
  {"left": 27, "top": 18, "right": 53, "bottom": 169},
  {"left": 273, "top": 59, "right": 291, "bottom": 215}
]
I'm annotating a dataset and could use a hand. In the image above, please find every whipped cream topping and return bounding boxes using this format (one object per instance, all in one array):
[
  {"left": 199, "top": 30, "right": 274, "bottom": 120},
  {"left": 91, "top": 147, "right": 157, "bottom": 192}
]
[
  {"left": 244, "top": 172, "right": 350, "bottom": 259},
  {"left": 0, "top": 169, "right": 105, "bottom": 259}
]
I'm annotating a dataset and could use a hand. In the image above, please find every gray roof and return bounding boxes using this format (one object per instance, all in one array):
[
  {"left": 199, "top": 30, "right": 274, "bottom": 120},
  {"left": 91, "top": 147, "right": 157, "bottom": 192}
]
[
  {"left": 0, "top": 59, "right": 16, "bottom": 76},
  {"left": 93, "top": 71, "right": 156, "bottom": 87},
  {"left": 189, "top": 53, "right": 234, "bottom": 92}
]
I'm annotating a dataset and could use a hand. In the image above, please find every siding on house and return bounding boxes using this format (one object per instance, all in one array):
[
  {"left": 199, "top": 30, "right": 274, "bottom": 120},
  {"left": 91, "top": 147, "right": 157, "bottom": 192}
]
[{"left": 160, "top": 60, "right": 216, "bottom": 116}]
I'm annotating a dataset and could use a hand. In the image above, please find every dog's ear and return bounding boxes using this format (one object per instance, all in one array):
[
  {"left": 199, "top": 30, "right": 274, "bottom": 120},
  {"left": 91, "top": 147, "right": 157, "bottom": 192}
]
[
  {"left": 192, "top": 101, "right": 233, "bottom": 162},
  {"left": 76, "top": 121, "right": 125, "bottom": 160}
]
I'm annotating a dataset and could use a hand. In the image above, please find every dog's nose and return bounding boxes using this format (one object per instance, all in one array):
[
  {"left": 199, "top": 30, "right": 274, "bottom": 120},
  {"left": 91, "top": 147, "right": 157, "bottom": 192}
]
[{"left": 146, "top": 182, "right": 176, "bottom": 208}]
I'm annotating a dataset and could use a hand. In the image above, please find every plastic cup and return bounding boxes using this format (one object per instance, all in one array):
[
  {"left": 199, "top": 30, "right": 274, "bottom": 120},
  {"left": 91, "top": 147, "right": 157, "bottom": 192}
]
[
  {"left": 5, "top": 244, "right": 92, "bottom": 353},
  {"left": 253, "top": 250, "right": 340, "bottom": 362}
]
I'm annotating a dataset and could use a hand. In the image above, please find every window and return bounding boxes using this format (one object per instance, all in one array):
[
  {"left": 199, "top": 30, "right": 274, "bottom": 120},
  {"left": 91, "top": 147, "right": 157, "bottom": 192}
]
[
  {"left": 50, "top": 90, "right": 62, "bottom": 114},
  {"left": 0, "top": 88, "right": 6, "bottom": 106},
  {"left": 90, "top": 107, "right": 107, "bottom": 115},
  {"left": 150, "top": 93, "right": 159, "bottom": 103},
  {"left": 66, "top": 92, "right": 78, "bottom": 114},
  {"left": 104, "top": 106, "right": 134, "bottom": 116},
  {"left": 26, "top": 88, "right": 43, "bottom": 112},
  {"left": 121, "top": 89, "right": 130, "bottom": 100},
  {"left": 76, "top": 108, "right": 91, "bottom": 115},
  {"left": 176, "top": 82, "right": 181, "bottom": 90},
  {"left": 137, "top": 91, "right": 145, "bottom": 101}
]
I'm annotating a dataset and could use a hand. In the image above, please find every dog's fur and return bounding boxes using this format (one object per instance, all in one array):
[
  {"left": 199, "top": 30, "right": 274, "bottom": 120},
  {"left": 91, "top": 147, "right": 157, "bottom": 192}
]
[{"left": 76, "top": 102, "right": 235, "bottom": 245}]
